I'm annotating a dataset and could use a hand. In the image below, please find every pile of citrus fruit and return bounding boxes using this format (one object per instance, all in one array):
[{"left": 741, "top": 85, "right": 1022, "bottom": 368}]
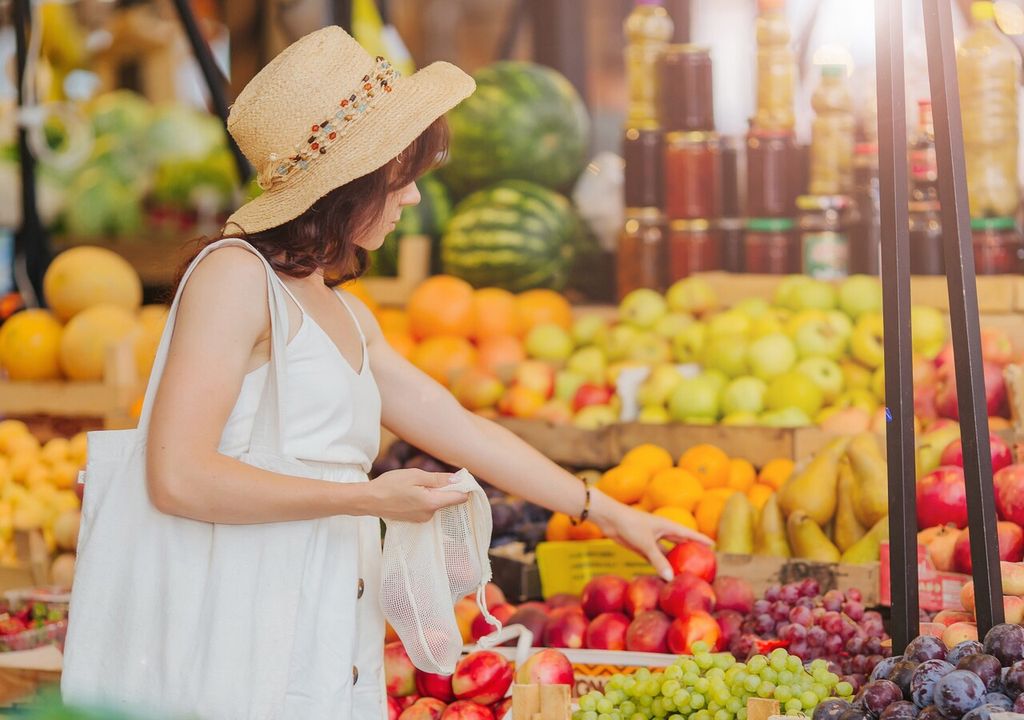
[{"left": 545, "top": 443, "right": 794, "bottom": 541}]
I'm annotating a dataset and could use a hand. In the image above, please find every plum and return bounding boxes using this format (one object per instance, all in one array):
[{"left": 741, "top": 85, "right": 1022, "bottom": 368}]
[
  {"left": 857, "top": 680, "right": 904, "bottom": 717},
  {"left": 933, "top": 670, "right": 986, "bottom": 719},
  {"left": 839, "top": 710, "right": 872, "bottom": 720},
  {"left": 910, "top": 660, "right": 956, "bottom": 708},
  {"left": 963, "top": 704, "right": 1009, "bottom": 720},
  {"left": 983, "top": 693, "right": 1012, "bottom": 710},
  {"left": 879, "top": 701, "right": 919, "bottom": 720},
  {"left": 947, "top": 641, "right": 985, "bottom": 667},
  {"left": 888, "top": 660, "right": 919, "bottom": 701},
  {"left": 983, "top": 624, "right": 1024, "bottom": 666},
  {"left": 917, "top": 705, "right": 944, "bottom": 720},
  {"left": 872, "top": 656, "right": 903, "bottom": 682},
  {"left": 905, "top": 636, "right": 948, "bottom": 664},
  {"left": 957, "top": 654, "right": 1003, "bottom": 692},
  {"left": 1002, "top": 659, "right": 1024, "bottom": 699},
  {"left": 814, "top": 699, "right": 852, "bottom": 720}
]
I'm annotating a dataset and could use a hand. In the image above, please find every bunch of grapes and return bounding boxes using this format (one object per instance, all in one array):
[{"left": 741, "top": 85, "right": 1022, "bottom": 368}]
[
  {"left": 573, "top": 643, "right": 854, "bottom": 720},
  {"left": 730, "top": 580, "right": 890, "bottom": 692}
]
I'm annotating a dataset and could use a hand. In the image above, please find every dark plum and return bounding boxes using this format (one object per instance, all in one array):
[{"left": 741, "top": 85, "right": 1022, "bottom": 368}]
[
  {"left": 933, "top": 670, "right": 986, "bottom": 719},
  {"left": 872, "top": 656, "right": 903, "bottom": 682},
  {"left": 905, "top": 635, "right": 948, "bottom": 664},
  {"left": 1015, "top": 693, "right": 1024, "bottom": 713},
  {"left": 983, "top": 693, "right": 1012, "bottom": 710},
  {"left": 814, "top": 698, "right": 852, "bottom": 720},
  {"left": 888, "top": 661, "right": 919, "bottom": 701},
  {"left": 917, "top": 706, "right": 945, "bottom": 720},
  {"left": 1002, "top": 660, "right": 1024, "bottom": 699},
  {"left": 983, "top": 624, "right": 1024, "bottom": 666},
  {"left": 947, "top": 641, "right": 985, "bottom": 667},
  {"left": 879, "top": 701, "right": 919, "bottom": 720},
  {"left": 840, "top": 710, "right": 872, "bottom": 720},
  {"left": 962, "top": 704, "right": 1008, "bottom": 720},
  {"left": 910, "top": 660, "right": 956, "bottom": 708},
  {"left": 857, "top": 680, "right": 904, "bottom": 716},
  {"left": 957, "top": 654, "right": 1003, "bottom": 692}
]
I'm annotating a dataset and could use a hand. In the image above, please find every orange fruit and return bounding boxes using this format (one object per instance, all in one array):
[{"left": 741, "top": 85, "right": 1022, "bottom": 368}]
[
  {"left": 758, "top": 458, "right": 795, "bottom": 490},
  {"left": 497, "top": 385, "right": 546, "bottom": 418},
  {"left": 383, "top": 330, "right": 416, "bottom": 359},
  {"left": 472, "top": 288, "right": 520, "bottom": 340},
  {"left": 515, "top": 289, "right": 573, "bottom": 333},
  {"left": 597, "top": 464, "right": 651, "bottom": 505},
  {"left": 0, "top": 309, "right": 63, "bottom": 380},
  {"left": 410, "top": 335, "right": 478, "bottom": 385},
  {"left": 727, "top": 458, "right": 757, "bottom": 492},
  {"left": 407, "top": 275, "right": 475, "bottom": 339},
  {"left": 477, "top": 335, "right": 526, "bottom": 378},
  {"left": 378, "top": 308, "right": 410, "bottom": 335},
  {"left": 695, "top": 494, "right": 734, "bottom": 539},
  {"left": 679, "top": 444, "right": 731, "bottom": 489},
  {"left": 653, "top": 506, "right": 699, "bottom": 531},
  {"left": 546, "top": 512, "right": 573, "bottom": 541},
  {"left": 747, "top": 483, "right": 775, "bottom": 512},
  {"left": 642, "top": 468, "right": 703, "bottom": 512},
  {"left": 621, "top": 444, "right": 675, "bottom": 475},
  {"left": 568, "top": 519, "right": 604, "bottom": 541}
]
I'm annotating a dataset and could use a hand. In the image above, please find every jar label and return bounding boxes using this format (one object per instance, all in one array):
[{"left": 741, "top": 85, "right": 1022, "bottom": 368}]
[
  {"left": 803, "top": 231, "right": 849, "bottom": 279},
  {"left": 910, "top": 148, "right": 937, "bottom": 183}
]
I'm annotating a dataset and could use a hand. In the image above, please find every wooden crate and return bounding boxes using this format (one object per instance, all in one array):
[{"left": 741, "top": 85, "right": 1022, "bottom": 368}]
[{"left": 360, "top": 235, "right": 432, "bottom": 307}]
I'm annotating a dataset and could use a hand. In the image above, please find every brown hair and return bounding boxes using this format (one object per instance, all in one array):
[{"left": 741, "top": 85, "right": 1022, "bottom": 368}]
[{"left": 177, "top": 117, "right": 449, "bottom": 289}]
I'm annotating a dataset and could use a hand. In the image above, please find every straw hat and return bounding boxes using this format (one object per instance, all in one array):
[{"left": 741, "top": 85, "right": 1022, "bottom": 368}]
[{"left": 225, "top": 26, "right": 475, "bottom": 233}]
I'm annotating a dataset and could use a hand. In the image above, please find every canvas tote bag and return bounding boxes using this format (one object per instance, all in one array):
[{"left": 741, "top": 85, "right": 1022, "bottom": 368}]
[{"left": 62, "top": 238, "right": 331, "bottom": 719}]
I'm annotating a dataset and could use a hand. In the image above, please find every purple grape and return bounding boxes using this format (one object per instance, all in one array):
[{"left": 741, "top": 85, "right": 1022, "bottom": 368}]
[
  {"left": 866, "top": 656, "right": 885, "bottom": 676},
  {"left": 888, "top": 661, "right": 919, "bottom": 701},
  {"left": 852, "top": 674, "right": 869, "bottom": 692},
  {"left": 848, "top": 636, "right": 867, "bottom": 655},
  {"left": 852, "top": 656, "right": 869, "bottom": 675},
  {"left": 733, "top": 633, "right": 757, "bottom": 659},
  {"left": 822, "top": 611, "right": 844, "bottom": 635},
  {"left": 983, "top": 693, "right": 1012, "bottom": 710},
  {"left": 801, "top": 578, "right": 821, "bottom": 597},
  {"left": 933, "top": 670, "right": 986, "bottom": 719},
  {"left": 844, "top": 601, "right": 866, "bottom": 621},
  {"left": 917, "top": 706, "right": 944, "bottom": 720},
  {"left": 791, "top": 640, "right": 809, "bottom": 659},
  {"left": 947, "top": 641, "right": 985, "bottom": 667},
  {"left": 755, "top": 613, "right": 775, "bottom": 635},
  {"left": 772, "top": 600, "right": 792, "bottom": 621},
  {"left": 824, "top": 590, "right": 845, "bottom": 612},
  {"left": 957, "top": 654, "right": 1003, "bottom": 692},
  {"left": 1014, "top": 693, "right": 1024, "bottom": 713},
  {"left": 1002, "top": 660, "right": 1024, "bottom": 699},
  {"left": 797, "top": 597, "right": 816, "bottom": 609},
  {"left": 847, "top": 588, "right": 863, "bottom": 602},
  {"left": 910, "top": 660, "right": 956, "bottom": 708},
  {"left": 872, "top": 656, "right": 903, "bottom": 683},
  {"left": 983, "top": 624, "right": 1024, "bottom": 666},
  {"left": 905, "top": 635, "right": 948, "bottom": 664},
  {"left": 879, "top": 701, "right": 919, "bottom": 720},
  {"left": 791, "top": 605, "right": 814, "bottom": 627},
  {"left": 815, "top": 699, "right": 852, "bottom": 720},
  {"left": 813, "top": 607, "right": 828, "bottom": 620},
  {"left": 825, "top": 634, "right": 844, "bottom": 655},
  {"left": 781, "top": 583, "right": 801, "bottom": 604},
  {"left": 753, "top": 599, "right": 771, "bottom": 615},
  {"left": 809, "top": 626, "right": 828, "bottom": 647},
  {"left": 858, "top": 679, "right": 904, "bottom": 716},
  {"left": 866, "top": 637, "right": 884, "bottom": 655},
  {"left": 864, "top": 610, "right": 884, "bottom": 625},
  {"left": 765, "top": 585, "right": 781, "bottom": 602},
  {"left": 962, "top": 704, "right": 1007, "bottom": 720}
]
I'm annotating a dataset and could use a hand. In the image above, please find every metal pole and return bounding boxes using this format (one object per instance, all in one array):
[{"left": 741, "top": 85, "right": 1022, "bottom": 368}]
[
  {"left": 875, "top": 0, "right": 919, "bottom": 653},
  {"left": 922, "top": 0, "right": 1003, "bottom": 634},
  {"left": 530, "top": 0, "right": 589, "bottom": 103},
  {"left": 169, "top": 0, "right": 251, "bottom": 184}
]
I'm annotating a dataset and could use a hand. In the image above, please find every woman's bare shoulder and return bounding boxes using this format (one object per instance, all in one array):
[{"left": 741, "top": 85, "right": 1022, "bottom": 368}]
[{"left": 176, "top": 245, "right": 270, "bottom": 330}]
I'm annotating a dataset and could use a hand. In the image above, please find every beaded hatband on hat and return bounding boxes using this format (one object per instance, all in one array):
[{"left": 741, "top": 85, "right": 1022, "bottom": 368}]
[{"left": 225, "top": 26, "right": 475, "bottom": 234}]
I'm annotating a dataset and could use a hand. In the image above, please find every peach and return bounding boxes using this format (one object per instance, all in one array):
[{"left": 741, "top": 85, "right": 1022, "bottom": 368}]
[
  {"left": 513, "top": 361, "right": 555, "bottom": 399},
  {"left": 1006, "top": 595, "right": 1024, "bottom": 624},
  {"left": 933, "top": 610, "right": 974, "bottom": 627},
  {"left": 400, "top": 697, "right": 447, "bottom": 720},
  {"left": 581, "top": 575, "right": 629, "bottom": 618},
  {"left": 659, "top": 572, "right": 716, "bottom": 619},
  {"left": 711, "top": 576, "right": 754, "bottom": 614},
  {"left": 385, "top": 641, "right": 417, "bottom": 697},
  {"left": 667, "top": 611, "right": 720, "bottom": 655},
  {"left": 624, "top": 575, "right": 666, "bottom": 618},
  {"left": 667, "top": 542, "right": 717, "bottom": 583},
  {"left": 1003, "top": 561, "right": 1024, "bottom": 595},
  {"left": 514, "top": 648, "right": 574, "bottom": 686},
  {"left": 472, "top": 604, "right": 515, "bottom": 642},
  {"left": 415, "top": 669, "right": 455, "bottom": 703},
  {"left": 455, "top": 598, "right": 481, "bottom": 644},
  {"left": 388, "top": 696, "right": 402, "bottom": 720},
  {"left": 918, "top": 622, "right": 947, "bottom": 639},
  {"left": 400, "top": 696, "right": 421, "bottom": 710},
  {"left": 451, "top": 650, "right": 513, "bottom": 706},
  {"left": 482, "top": 583, "right": 507, "bottom": 610},
  {"left": 547, "top": 594, "right": 582, "bottom": 610},
  {"left": 961, "top": 581, "right": 975, "bottom": 613},
  {"left": 625, "top": 610, "right": 672, "bottom": 653},
  {"left": 543, "top": 607, "right": 588, "bottom": 649},
  {"left": 942, "top": 621, "right": 979, "bottom": 648},
  {"left": 440, "top": 700, "right": 495, "bottom": 720},
  {"left": 492, "top": 698, "right": 512, "bottom": 720},
  {"left": 585, "top": 612, "right": 630, "bottom": 651}
]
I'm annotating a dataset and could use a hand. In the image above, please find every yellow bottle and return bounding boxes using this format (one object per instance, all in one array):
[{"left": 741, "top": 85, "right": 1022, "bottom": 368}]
[
  {"left": 809, "top": 64, "right": 855, "bottom": 195},
  {"left": 624, "top": 0, "right": 674, "bottom": 129},
  {"left": 755, "top": 0, "right": 796, "bottom": 132}
]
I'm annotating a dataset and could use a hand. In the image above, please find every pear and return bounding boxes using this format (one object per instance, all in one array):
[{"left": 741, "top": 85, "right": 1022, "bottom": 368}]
[
  {"left": 778, "top": 436, "right": 850, "bottom": 526},
  {"left": 834, "top": 458, "right": 867, "bottom": 552},
  {"left": 840, "top": 515, "right": 889, "bottom": 564},
  {"left": 916, "top": 424, "right": 961, "bottom": 478},
  {"left": 847, "top": 432, "right": 888, "bottom": 527},
  {"left": 787, "top": 511, "right": 842, "bottom": 562},
  {"left": 754, "top": 494, "right": 791, "bottom": 558},
  {"left": 636, "top": 364, "right": 684, "bottom": 408},
  {"left": 717, "top": 493, "right": 755, "bottom": 554}
]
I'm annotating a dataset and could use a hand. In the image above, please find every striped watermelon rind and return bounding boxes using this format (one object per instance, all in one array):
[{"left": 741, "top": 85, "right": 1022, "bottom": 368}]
[
  {"left": 441, "top": 180, "right": 579, "bottom": 292},
  {"left": 440, "top": 62, "right": 590, "bottom": 197},
  {"left": 371, "top": 172, "right": 451, "bottom": 276}
]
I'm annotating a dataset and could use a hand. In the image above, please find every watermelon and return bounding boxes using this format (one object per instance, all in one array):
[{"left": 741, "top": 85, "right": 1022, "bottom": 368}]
[
  {"left": 439, "top": 62, "right": 590, "bottom": 197},
  {"left": 371, "top": 172, "right": 452, "bottom": 276},
  {"left": 440, "top": 180, "right": 578, "bottom": 291}
]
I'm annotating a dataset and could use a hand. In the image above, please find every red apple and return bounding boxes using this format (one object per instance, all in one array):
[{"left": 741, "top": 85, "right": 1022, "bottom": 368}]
[
  {"left": 542, "top": 606, "right": 588, "bottom": 649},
  {"left": 504, "top": 605, "right": 548, "bottom": 648},
  {"left": 625, "top": 610, "right": 672, "bottom": 653},
  {"left": 581, "top": 575, "right": 629, "bottom": 618},
  {"left": 573, "top": 384, "right": 615, "bottom": 412},
  {"left": 547, "top": 594, "right": 582, "bottom": 610},
  {"left": 935, "top": 361, "right": 1008, "bottom": 420},
  {"left": 415, "top": 670, "right": 455, "bottom": 703},
  {"left": 915, "top": 384, "right": 940, "bottom": 424},
  {"left": 585, "top": 612, "right": 630, "bottom": 650},
  {"left": 935, "top": 343, "right": 955, "bottom": 371},
  {"left": 440, "top": 700, "right": 495, "bottom": 720},
  {"left": 515, "top": 648, "right": 574, "bottom": 685},
  {"left": 624, "top": 575, "right": 666, "bottom": 618},
  {"left": 666, "top": 542, "right": 716, "bottom": 583},
  {"left": 953, "top": 522, "right": 1024, "bottom": 574},
  {"left": 995, "top": 465, "right": 1024, "bottom": 526},
  {"left": 400, "top": 696, "right": 421, "bottom": 710},
  {"left": 492, "top": 698, "right": 512, "bottom": 720},
  {"left": 711, "top": 576, "right": 754, "bottom": 614},
  {"left": 659, "top": 572, "right": 716, "bottom": 619},
  {"left": 939, "top": 434, "right": 1013, "bottom": 474},
  {"left": 713, "top": 609, "right": 744, "bottom": 652},
  {"left": 472, "top": 603, "right": 515, "bottom": 641},
  {"left": 451, "top": 650, "right": 513, "bottom": 706},
  {"left": 385, "top": 641, "right": 417, "bottom": 697},
  {"left": 917, "top": 466, "right": 968, "bottom": 530},
  {"left": 400, "top": 697, "right": 447, "bottom": 720},
  {"left": 389, "top": 697, "right": 402, "bottom": 720},
  {"left": 667, "top": 611, "right": 721, "bottom": 655}
]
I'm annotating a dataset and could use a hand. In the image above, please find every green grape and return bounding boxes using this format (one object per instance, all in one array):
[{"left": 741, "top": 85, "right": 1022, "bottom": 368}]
[
  {"left": 598, "top": 698, "right": 615, "bottom": 714},
  {"left": 706, "top": 668, "right": 725, "bottom": 681},
  {"left": 694, "top": 678, "right": 710, "bottom": 694},
  {"left": 680, "top": 658, "right": 700, "bottom": 675},
  {"left": 809, "top": 659, "right": 828, "bottom": 673},
  {"left": 643, "top": 681, "right": 660, "bottom": 697},
  {"left": 726, "top": 697, "right": 743, "bottom": 714},
  {"left": 662, "top": 696, "right": 676, "bottom": 713},
  {"left": 622, "top": 677, "right": 638, "bottom": 693},
  {"left": 695, "top": 653, "right": 714, "bottom": 671},
  {"left": 598, "top": 714, "right": 613, "bottom": 720},
  {"left": 690, "top": 692, "right": 706, "bottom": 709},
  {"left": 825, "top": 672, "right": 840, "bottom": 686},
  {"left": 770, "top": 655, "right": 787, "bottom": 672},
  {"left": 761, "top": 668, "right": 778, "bottom": 684},
  {"left": 836, "top": 681, "right": 853, "bottom": 697},
  {"left": 607, "top": 690, "right": 625, "bottom": 705},
  {"left": 651, "top": 698, "right": 665, "bottom": 717},
  {"left": 665, "top": 665, "right": 683, "bottom": 681},
  {"left": 711, "top": 686, "right": 731, "bottom": 706},
  {"left": 621, "top": 701, "right": 637, "bottom": 716},
  {"left": 716, "top": 652, "right": 736, "bottom": 668},
  {"left": 785, "top": 699, "right": 803, "bottom": 714},
  {"left": 673, "top": 690, "right": 690, "bottom": 709},
  {"left": 747, "top": 656, "right": 768, "bottom": 674},
  {"left": 582, "top": 712, "right": 599, "bottom": 720},
  {"left": 574, "top": 712, "right": 584, "bottom": 720},
  {"left": 670, "top": 715, "right": 685, "bottom": 720},
  {"left": 630, "top": 713, "right": 648, "bottom": 720},
  {"left": 801, "top": 690, "right": 818, "bottom": 708},
  {"left": 683, "top": 672, "right": 700, "bottom": 686},
  {"left": 734, "top": 670, "right": 749, "bottom": 687},
  {"left": 786, "top": 656, "right": 803, "bottom": 672},
  {"left": 778, "top": 670, "right": 794, "bottom": 686},
  {"left": 707, "top": 701, "right": 721, "bottom": 713},
  {"left": 692, "top": 641, "right": 711, "bottom": 654},
  {"left": 737, "top": 709, "right": 748, "bottom": 720},
  {"left": 743, "top": 675, "right": 761, "bottom": 693},
  {"left": 714, "top": 710, "right": 730, "bottom": 720},
  {"left": 774, "top": 686, "right": 793, "bottom": 703},
  {"left": 637, "top": 669, "right": 652, "bottom": 682},
  {"left": 639, "top": 694, "right": 653, "bottom": 709},
  {"left": 725, "top": 666, "right": 742, "bottom": 683},
  {"left": 693, "top": 710, "right": 712, "bottom": 720},
  {"left": 757, "top": 681, "right": 776, "bottom": 698},
  {"left": 812, "top": 683, "right": 829, "bottom": 700},
  {"left": 610, "top": 714, "right": 623, "bottom": 720},
  {"left": 662, "top": 680, "right": 681, "bottom": 697},
  {"left": 580, "top": 695, "right": 599, "bottom": 712}
]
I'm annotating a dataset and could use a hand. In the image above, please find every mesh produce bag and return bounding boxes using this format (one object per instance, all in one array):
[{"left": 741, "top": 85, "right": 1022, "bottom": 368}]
[{"left": 380, "top": 469, "right": 502, "bottom": 674}]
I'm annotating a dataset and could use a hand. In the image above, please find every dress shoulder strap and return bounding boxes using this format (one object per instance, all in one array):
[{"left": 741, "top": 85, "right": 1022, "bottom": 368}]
[{"left": 334, "top": 290, "right": 367, "bottom": 346}]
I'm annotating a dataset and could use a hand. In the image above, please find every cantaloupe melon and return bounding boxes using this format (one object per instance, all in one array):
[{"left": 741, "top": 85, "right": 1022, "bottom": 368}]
[
  {"left": 134, "top": 304, "right": 169, "bottom": 379},
  {"left": 58, "top": 303, "right": 138, "bottom": 381},
  {"left": 0, "top": 309, "right": 63, "bottom": 380},
  {"left": 44, "top": 246, "right": 143, "bottom": 321}
]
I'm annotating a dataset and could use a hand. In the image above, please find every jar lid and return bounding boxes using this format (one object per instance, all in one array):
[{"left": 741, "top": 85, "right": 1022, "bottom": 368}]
[
  {"left": 796, "top": 194, "right": 854, "bottom": 212},
  {"left": 624, "top": 207, "right": 667, "bottom": 221},
  {"left": 665, "top": 130, "right": 719, "bottom": 145},
  {"left": 747, "top": 217, "right": 795, "bottom": 232},
  {"left": 908, "top": 200, "right": 941, "bottom": 214},
  {"left": 970, "top": 216, "right": 1016, "bottom": 231},
  {"left": 664, "top": 43, "right": 710, "bottom": 55},
  {"left": 747, "top": 128, "right": 796, "bottom": 140},
  {"left": 670, "top": 219, "right": 712, "bottom": 232},
  {"left": 855, "top": 142, "right": 878, "bottom": 155}
]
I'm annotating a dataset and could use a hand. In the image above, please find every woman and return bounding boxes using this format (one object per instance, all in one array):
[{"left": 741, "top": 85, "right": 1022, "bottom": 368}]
[{"left": 136, "top": 26, "right": 708, "bottom": 719}]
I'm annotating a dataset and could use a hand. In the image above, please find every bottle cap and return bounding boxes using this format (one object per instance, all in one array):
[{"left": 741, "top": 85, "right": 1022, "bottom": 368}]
[
  {"left": 747, "top": 217, "right": 795, "bottom": 232},
  {"left": 918, "top": 99, "right": 932, "bottom": 109},
  {"left": 971, "top": 1, "right": 996, "bottom": 22},
  {"left": 971, "top": 216, "right": 1016, "bottom": 231}
]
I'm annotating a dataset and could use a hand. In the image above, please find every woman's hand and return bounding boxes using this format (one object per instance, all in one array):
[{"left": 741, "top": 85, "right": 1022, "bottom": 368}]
[
  {"left": 591, "top": 490, "right": 714, "bottom": 581},
  {"left": 369, "top": 469, "right": 469, "bottom": 522}
]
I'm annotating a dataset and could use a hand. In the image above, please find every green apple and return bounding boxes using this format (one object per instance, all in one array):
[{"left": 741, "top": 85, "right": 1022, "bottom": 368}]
[
  {"left": 794, "top": 318, "right": 849, "bottom": 360},
  {"left": 734, "top": 297, "right": 772, "bottom": 319},
  {"left": 774, "top": 275, "right": 814, "bottom": 310},
  {"left": 525, "top": 323, "right": 574, "bottom": 362},
  {"left": 707, "top": 311, "right": 752, "bottom": 339},
  {"left": 835, "top": 388, "right": 878, "bottom": 414},
  {"left": 554, "top": 370, "right": 587, "bottom": 404},
  {"left": 638, "top": 405, "right": 672, "bottom": 424},
  {"left": 672, "top": 322, "right": 707, "bottom": 363},
  {"left": 567, "top": 347, "right": 607, "bottom": 385},
  {"left": 666, "top": 277, "right": 719, "bottom": 316},
  {"left": 637, "top": 364, "right": 684, "bottom": 407},
  {"left": 911, "top": 305, "right": 948, "bottom": 360},
  {"left": 619, "top": 288, "right": 668, "bottom": 329},
  {"left": 916, "top": 423, "right": 961, "bottom": 477},
  {"left": 765, "top": 371, "right": 825, "bottom": 417},
  {"left": 850, "top": 312, "right": 884, "bottom": 368},
  {"left": 721, "top": 411, "right": 761, "bottom": 426},
  {"left": 759, "top": 407, "right": 813, "bottom": 428},
  {"left": 628, "top": 332, "right": 672, "bottom": 364},
  {"left": 572, "top": 315, "right": 610, "bottom": 347},
  {"left": 572, "top": 404, "right": 619, "bottom": 430},
  {"left": 721, "top": 375, "right": 768, "bottom": 416},
  {"left": 785, "top": 309, "right": 828, "bottom": 337},
  {"left": 683, "top": 416, "right": 717, "bottom": 426},
  {"left": 823, "top": 310, "right": 854, "bottom": 339},
  {"left": 668, "top": 376, "right": 721, "bottom": 422},
  {"left": 701, "top": 370, "right": 729, "bottom": 395},
  {"left": 840, "top": 360, "right": 873, "bottom": 391},
  {"left": 784, "top": 278, "right": 837, "bottom": 312},
  {"left": 871, "top": 366, "right": 885, "bottom": 401},
  {"left": 816, "top": 405, "right": 841, "bottom": 424},
  {"left": 796, "top": 357, "right": 845, "bottom": 403},
  {"left": 838, "top": 274, "right": 882, "bottom": 319},
  {"left": 750, "top": 314, "right": 786, "bottom": 339},
  {"left": 601, "top": 324, "right": 640, "bottom": 362},
  {"left": 654, "top": 312, "right": 694, "bottom": 340},
  {"left": 747, "top": 333, "right": 797, "bottom": 380},
  {"left": 700, "top": 334, "right": 750, "bottom": 378}
]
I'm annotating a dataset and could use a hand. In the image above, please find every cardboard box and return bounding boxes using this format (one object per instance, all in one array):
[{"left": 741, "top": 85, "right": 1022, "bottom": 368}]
[{"left": 879, "top": 542, "right": 970, "bottom": 612}]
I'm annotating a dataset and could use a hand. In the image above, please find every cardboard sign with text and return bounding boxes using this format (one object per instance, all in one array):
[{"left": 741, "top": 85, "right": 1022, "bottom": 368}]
[{"left": 879, "top": 542, "right": 970, "bottom": 612}]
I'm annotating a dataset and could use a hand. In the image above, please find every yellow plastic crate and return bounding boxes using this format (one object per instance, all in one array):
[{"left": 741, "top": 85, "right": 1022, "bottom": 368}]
[{"left": 535, "top": 540, "right": 653, "bottom": 598}]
